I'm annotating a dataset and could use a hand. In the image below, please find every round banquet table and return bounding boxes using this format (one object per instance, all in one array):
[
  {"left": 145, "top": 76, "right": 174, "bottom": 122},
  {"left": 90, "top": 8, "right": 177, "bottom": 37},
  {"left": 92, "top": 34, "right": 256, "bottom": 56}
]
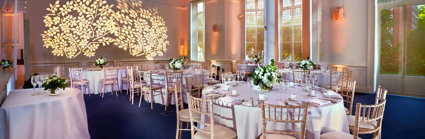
[
  {"left": 0, "top": 88, "right": 90, "bottom": 139},
  {"left": 82, "top": 68, "right": 127, "bottom": 94},
  {"left": 278, "top": 69, "right": 331, "bottom": 87},
  {"left": 202, "top": 81, "right": 349, "bottom": 139}
]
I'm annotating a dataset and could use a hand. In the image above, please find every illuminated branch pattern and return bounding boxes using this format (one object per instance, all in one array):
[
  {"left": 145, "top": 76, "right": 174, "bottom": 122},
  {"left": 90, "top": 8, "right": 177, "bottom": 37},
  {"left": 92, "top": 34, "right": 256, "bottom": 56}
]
[
  {"left": 42, "top": 0, "right": 118, "bottom": 58},
  {"left": 41, "top": 0, "right": 169, "bottom": 60},
  {"left": 114, "top": 0, "right": 168, "bottom": 60}
]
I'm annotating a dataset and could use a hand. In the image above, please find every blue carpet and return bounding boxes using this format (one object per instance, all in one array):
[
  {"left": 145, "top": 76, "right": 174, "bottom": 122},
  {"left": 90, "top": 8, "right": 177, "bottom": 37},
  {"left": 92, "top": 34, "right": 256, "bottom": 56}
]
[{"left": 84, "top": 92, "right": 425, "bottom": 139}]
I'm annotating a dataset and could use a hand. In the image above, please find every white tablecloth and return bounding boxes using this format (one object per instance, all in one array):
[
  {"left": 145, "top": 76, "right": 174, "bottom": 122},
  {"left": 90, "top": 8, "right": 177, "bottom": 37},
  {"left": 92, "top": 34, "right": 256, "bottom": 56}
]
[
  {"left": 82, "top": 68, "right": 127, "bottom": 94},
  {"left": 202, "top": 82, "right": 349, "bottom": 139},
  {"left": 278, "top": 69, "right": 331, "bottom": 87},
  {"left": 0, "top": 88, "right": 90, "bottom": 139}
]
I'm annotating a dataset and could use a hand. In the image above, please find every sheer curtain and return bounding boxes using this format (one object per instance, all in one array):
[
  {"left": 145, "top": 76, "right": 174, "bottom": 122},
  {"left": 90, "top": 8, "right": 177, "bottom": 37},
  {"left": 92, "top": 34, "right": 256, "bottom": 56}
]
[{"left": 310, "top": 0, "right": 322, "bottom": 63}]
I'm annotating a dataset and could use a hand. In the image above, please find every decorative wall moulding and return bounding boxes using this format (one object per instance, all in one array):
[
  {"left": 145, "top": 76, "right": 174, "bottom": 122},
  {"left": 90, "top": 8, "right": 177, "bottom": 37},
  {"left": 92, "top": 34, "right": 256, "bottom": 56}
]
[{"left": 41, "top": 0, "right": 169, "bottom": 60}]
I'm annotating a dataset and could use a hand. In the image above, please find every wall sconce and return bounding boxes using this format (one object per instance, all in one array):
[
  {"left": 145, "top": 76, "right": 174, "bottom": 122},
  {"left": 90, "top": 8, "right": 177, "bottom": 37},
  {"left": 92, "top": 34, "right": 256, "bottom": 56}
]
[
  {"left": 212, "top": 24, "right": 219, "bottom": 32},
  {"left": 332, "top": 7, "right": 344, "bottom": 20}
]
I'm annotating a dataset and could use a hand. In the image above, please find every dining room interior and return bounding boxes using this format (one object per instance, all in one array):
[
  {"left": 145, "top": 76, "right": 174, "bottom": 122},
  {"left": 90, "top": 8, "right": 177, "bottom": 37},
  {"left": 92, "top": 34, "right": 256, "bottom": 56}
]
[{"left": 0, "top": 0, "right": 424, "bottom": 139}]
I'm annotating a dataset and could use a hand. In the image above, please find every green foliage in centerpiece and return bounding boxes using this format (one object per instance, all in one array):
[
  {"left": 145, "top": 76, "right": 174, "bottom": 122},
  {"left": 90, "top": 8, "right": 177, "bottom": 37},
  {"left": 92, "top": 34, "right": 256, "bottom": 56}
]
[
  {"left": 252, "top": 59, "right": 281, "bottom": 91},
  {"left": 169, "top": 56, "right": 187, "bottom": 71},
  {"left": 299, "top": 57, "right": 316, "bottom": 71},
  {"left": 42, "top": 74, "right": 67, "bottom": 95},
  {"left": 94, "top": 57, "right": 108, "bottom": 69},
  {"left": 0, "top": 59, "right": 13, "bottom": 69}
]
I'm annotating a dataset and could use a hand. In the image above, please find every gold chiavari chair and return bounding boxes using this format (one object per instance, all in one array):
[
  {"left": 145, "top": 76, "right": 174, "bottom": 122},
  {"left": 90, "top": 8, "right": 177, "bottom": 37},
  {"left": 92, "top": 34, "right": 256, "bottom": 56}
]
[
  {"left": 127, "top": 66, "right": 144, "bottom": 105},
  {"left": 99, "top": 68, "right": 119, "bottom": 98},
  {"left": 187, "top": 95, "right": 237, "bottom": 139},
  {"left": 329, "top": 69, "right": 342, "bottom": 91},
  {"left": 174, "top": 82, "right": 201, "bottom": 139},
  {"left": 259, "top": 101, "right": 309, "bottom": 139},
  {"left": 138, "top": 71, "right": 165, "bottom": 109},
  {"left": 336, "top": 80, "right": 357, "bottom": 115},
  {"left": 345, "top": 100, "right": 387, "bottom": 139},
  {"left": 293, "top": 70, "right": 309, "bottom": 83},
  {"left": 375, "top": 86, "right": 388, "bottom": 104},
  {"left": 185, "top": 75, "right": 204, "bottom": 98},
  {"left": 165, "top": 71, "right": 183, "bottom": 111},
  {"left": 69, "top": 68, "right": 91, "bottom": 95}
]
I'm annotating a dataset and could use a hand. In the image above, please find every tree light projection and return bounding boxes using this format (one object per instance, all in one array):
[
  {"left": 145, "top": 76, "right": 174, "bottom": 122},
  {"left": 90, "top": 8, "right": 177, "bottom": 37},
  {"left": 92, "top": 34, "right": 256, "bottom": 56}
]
[
  {"left": 114, "top": 0, "right": 169, "bottom": 60},
  {"left": 42, "top": 0, "right": 118, "bottom": 58},
  {"left": 41, "top": 0, "right": 169, "bottom": 59}
]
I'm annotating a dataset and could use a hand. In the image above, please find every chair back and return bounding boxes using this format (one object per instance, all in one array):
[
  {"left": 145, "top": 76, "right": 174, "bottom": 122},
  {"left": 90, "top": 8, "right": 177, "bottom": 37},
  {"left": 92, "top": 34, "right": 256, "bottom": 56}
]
[
  {"left": 166, "top": 71, "right": 183, "bottom": 89},
  {"left": 293, "top": 70, "right": 309, "bottom": 83},
  {"left": 375, "top": 86, "right": 388, "bottom": 104},
  {"left": 352, "top": 100, "right": 387, "bottom": 137},
  {"left": 127, "top": 66, "right": 134, "bottom": 88},
  {"left": 174, "top": 82, "right": 185, "bottom": 114},
  {"left": 69, "top": 68, "right": 83, "bottom": 82},
  {"left": 185, "top": 75, "right": 203, "bottom": 98},
  {"left": 103, "top": 68, "right": 118, "bottom": 81},
  {"left": 187, "top": 95, "right": 215, "bottom": 139},
  {"left": 212, "top": 100, "right": 237, "bottom": 131},
  {"left": 260, "top": 101, "right": 308, "bottom": 139},
  {"left": 338, "top": 80, "right": 356, "bottom": 115},
  {"left": 140, "top": 71, "right": 153, "bottom": 86},
  {"left": 329, "top": 69, "right": 342, "bottom": 90}
]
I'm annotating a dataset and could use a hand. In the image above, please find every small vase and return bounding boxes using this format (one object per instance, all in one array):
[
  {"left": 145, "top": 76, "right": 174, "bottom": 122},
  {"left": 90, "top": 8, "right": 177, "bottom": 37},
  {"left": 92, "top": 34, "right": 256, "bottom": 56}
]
[{"left": 49, "top": 89, "right": 58, "bottom": 96}]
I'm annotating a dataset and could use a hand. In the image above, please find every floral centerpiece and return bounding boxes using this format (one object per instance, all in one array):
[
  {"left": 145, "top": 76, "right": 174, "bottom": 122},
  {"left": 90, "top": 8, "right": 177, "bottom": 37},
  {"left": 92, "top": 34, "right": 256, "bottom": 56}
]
[
  {"left": 169, "top": 56, "right": 187, "bottom": 71},
  {"left": 250, "top": 54, "right": 263, "bottom": 64},
  {"left": 42, "top": 74, "right": 67, "bottom": 95},
  {"left": 299, "top": 57, "right": 316, "bottom": 71},
  {"left": 252, "top": 59, "right": 281, "bottom": 91},
  {"left": 1, "top": 59, "right": 13, "bottom": 70},
  {"left": 94, "top": 57, "right": 108, "bottom": 69}
]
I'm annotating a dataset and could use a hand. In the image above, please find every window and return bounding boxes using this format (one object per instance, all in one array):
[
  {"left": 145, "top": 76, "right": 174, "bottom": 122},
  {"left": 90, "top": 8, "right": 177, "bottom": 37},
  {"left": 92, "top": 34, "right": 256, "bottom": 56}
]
[
  {"left": 245, "top": 0, "right": 264, "bottom": 60},
  {"left": 279, "top": 0, "right": 303, "bottom": 61},
  {"left": 190, "top": 1, "right": 205, "bottom": 61}
]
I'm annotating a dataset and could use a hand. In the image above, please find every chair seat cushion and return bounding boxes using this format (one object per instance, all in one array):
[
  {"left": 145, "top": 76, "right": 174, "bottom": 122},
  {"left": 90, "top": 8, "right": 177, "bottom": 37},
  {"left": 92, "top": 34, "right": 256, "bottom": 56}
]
[
  {"left": 142, "top": 85, "right": 162, "bottom": 91},
  {"left": 72, "top": 79, "right": 89, "bottom": 85},
  {"left": 320, "top": 131, "right": 357, "bottom": 139},
  {"left": 347, "top": 115, "right": 377, "bottom": 130},
  {"left": 100, "top": 79, "right": 117, "bottom": 84},
  {"left": 194, "top": 125, "right": 237, "bottom": 139},
  {"left": 179, "top": 109, "right": 201, "bottom": 121},
  {"left": 259, "top": 134, "right": 296, "bottom": 139}
]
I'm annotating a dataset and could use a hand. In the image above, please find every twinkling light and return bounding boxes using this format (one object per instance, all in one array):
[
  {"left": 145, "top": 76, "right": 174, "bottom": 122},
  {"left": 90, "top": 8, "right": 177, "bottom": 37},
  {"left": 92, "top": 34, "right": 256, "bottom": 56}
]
[
  {"left": 41, "top": 0, "right": 118, "bottom": 58},
  {"left": 113, "top": 0, "right": 169, "bottom": 60}
]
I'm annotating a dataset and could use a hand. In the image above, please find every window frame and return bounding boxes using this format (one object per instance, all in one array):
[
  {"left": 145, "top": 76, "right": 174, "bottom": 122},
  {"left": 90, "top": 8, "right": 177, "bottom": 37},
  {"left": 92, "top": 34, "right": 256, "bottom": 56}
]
[{"left": 190, "top": 0, "right": 205, "bottom": 62}]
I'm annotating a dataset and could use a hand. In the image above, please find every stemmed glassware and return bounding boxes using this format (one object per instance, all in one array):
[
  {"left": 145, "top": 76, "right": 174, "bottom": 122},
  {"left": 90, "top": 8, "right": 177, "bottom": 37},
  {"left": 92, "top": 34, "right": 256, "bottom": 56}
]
[
  {"left": 236, "top": 72, "right": 240, "bottom": 81},
  {"left": 31, "top": 76, "right": 38, "bottom": 95},
  {"left": 240, "top": 72, "right": 245, "bottom": 81}
]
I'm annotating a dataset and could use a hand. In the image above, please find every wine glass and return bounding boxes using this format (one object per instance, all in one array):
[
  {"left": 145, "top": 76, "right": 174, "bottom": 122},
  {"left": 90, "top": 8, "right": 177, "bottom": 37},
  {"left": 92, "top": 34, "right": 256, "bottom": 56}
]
[
  {"left": 241, "top": 72, "right": 245, "bottom": 81},
  {"left": 31, "top": 76, "right": 38, "bottom": 95},
  {"left": 236, "top": 72, "right": 240, "bottom": 81}
]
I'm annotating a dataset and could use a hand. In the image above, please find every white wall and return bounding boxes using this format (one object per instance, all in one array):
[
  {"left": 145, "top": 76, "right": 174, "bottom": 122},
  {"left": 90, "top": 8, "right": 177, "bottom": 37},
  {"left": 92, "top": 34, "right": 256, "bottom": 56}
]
[
  {"left": 26, "top": 0, "right": 188, "bottom": 64},
  {"left": 321, "top": 0, "right": 373, "bottom": 93}
]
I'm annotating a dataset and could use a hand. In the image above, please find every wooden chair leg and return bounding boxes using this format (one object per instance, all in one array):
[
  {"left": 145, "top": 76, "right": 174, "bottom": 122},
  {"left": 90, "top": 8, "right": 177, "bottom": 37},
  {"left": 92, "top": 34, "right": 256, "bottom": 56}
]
[
  {"left": 138, "top": 90, "right": 143, "bottom": 107},
  {"left": 165, "top": 91, "right": 171, "bottom": 111},
  {"left": 150, "top": 91, "right": 154, "bottom": 110},
  {"left": 176, "top": 120, "right": 181, "bottom": 139}
]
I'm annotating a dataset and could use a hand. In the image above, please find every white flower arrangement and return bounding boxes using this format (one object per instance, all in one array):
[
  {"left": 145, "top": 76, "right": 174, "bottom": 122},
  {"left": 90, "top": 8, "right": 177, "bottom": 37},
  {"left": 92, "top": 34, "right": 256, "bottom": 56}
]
[
  {"left": 0, "top": 59, "right": 13, "bottom": 69},
  {"left": 94, "top": 57, "right": 108, "bottom": 69},
  {"left": 169, "top": 56, "right": 187, "bottom": 71},
  {"left": 42, "top": 74, "right": 67, "bottom": 95},
  {"left": 299, "top": 58, "right": 316, "bottom": 71},
  {"left": 252, "top": 59, "right": 281, "bottom": 91}
]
